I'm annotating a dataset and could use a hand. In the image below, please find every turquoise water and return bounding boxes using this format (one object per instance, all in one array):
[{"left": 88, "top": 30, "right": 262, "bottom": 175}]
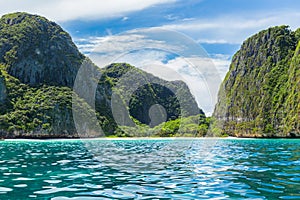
[{"left": 0, "top": 139, "right": 299, "bottom": 199}]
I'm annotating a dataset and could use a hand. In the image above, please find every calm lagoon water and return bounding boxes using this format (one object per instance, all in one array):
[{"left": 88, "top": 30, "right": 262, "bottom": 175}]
[{"left": 0, "top": 138, "right": 299, "bottom": 199}]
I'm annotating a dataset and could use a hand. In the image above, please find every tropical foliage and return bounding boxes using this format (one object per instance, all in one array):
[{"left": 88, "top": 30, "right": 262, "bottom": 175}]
[
  {"left": 214, "top": 26, "right": 300, "bottom": 137},
  {"left": 0, "top": 12, "right": 208, "bottom": 138}
]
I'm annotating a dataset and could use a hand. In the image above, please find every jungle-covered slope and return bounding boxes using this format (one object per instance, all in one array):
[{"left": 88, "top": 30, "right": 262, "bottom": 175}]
[
  {"left": 0, "top": 12, "right": 205, "bottom": 138},
  {"left": 214, "top": 26, "right": 300, "bottom": 137}
]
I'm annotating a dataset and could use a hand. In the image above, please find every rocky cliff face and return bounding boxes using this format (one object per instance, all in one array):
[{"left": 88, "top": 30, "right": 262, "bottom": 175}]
[
  {"left": 0, "top": 12, "right": 98, "bottom": 138},
  {"left": 284, "top": 42, "right": 300, "bottom": 136},
  {"left": 214, "top": 26, "right": 300, "bottom": 137},
  {"left": 96, "top": 63, "right": 202, "bottom": 130},
  {"left": 0, "top": 12, "right": 202, "bottom": 138},
  {"left": 0, "top": 71, "right": 6, "bottom": 104},
  {"left": 0, "top": 12, "right": 84, "bottom": 87}
]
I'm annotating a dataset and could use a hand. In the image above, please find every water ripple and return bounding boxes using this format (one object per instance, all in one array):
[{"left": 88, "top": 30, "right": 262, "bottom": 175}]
[{"left": 0, "top": 139, "right": 298, "bottom": 199}]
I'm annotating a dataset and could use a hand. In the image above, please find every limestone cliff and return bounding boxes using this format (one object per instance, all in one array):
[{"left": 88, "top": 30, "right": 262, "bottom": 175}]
[
  {"left": 0, "top": 12, "right": 84, "bottom": 87},
  {"left": 0, "top": 71, "right": 6, "bottom": 104},
  {"left": 0, "top": 12, "right": 203, "bottom": 138},
  {"left": 214, "top": 26, "right": 300, "bottom": 137}
]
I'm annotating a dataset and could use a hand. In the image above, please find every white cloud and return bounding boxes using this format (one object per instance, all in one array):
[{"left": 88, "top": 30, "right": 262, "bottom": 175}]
[
  {"left": 161, "top": 11, "right": 300, "bottom": 44},
  {"left": 81, "top": 34, "right": 182, "bottom": 68},
  {"left": 119, "top": 55, "right": 228, "bottom": 116},
  {"left": 80, "top": 36, "right": 229, "bottom": 115},
  {"left": 122, "top": 16, "right": 129, "bottom": 21},
  {"left": 75, "top": 28, "right": 231, "bottom": 115},
  {"left": 196, "top": 39, "right": 233, "bottom": 44},
  {"left": 0, "top": 0, "right": 175, "bottom": 22}
]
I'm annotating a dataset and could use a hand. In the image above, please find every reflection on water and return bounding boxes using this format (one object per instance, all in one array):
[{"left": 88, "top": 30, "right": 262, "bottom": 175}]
[{"left": 0, "top": 139, "right": 299, "bottom": 199}]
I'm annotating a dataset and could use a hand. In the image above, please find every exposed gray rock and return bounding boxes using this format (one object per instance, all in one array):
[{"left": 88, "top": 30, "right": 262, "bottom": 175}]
[{"left": 0, "top": 74, "right": 6, "bottom": 103}]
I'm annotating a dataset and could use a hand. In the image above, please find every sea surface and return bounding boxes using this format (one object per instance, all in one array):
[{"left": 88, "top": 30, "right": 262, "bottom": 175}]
[{"left": 0, "top": 138, "right": 299, "bottom": 199}]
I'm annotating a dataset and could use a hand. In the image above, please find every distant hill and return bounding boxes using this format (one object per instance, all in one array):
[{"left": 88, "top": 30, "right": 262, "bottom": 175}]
[
  {"left": 0, "top": 12, "right": 204, "bottom": 138},
  {"left": 213, "top": 25, "right": 300, "bottom": 138}
]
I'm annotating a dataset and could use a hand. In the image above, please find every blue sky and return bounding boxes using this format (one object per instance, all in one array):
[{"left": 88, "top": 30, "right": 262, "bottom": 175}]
[
  {"left": 58, "top": 0, "right": 300, "bottom": 55},
  {"left": 2, "top": 0, "right": 300, "bottom": 55},
  {"left": 1, "top": 0, "right": 300, "bottom": 114}
]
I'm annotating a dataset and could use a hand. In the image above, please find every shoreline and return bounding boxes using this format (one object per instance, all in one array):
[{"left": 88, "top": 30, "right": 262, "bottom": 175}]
[
  {"left": 2, "top": 136, "right": 300, "bottom": 142},
  {"left": 2, "top": 137, "right": 231, "bottom": 142}
]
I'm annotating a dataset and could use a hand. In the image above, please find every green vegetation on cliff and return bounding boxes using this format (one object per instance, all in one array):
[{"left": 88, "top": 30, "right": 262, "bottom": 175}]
[
  {"left": 96, "top": 63, "right": 203, "bottom": 134},
  {"left": 0, "top": 64, "right": 100, "bottom": 138},
  {"left": 0, "top": 12, "right": 206, "bottom": 138},
  {"left": 214, "top": 26, "right": 300, "bottom": 137},
  {"left": 113, "top": 114, "right": 209, "bottom": 137},
  {"left": 0, "top": 12, "right": 84, "bottom": 87}
]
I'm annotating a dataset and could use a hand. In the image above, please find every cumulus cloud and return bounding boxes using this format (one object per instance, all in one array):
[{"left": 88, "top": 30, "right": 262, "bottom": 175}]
[
  {"left": 114, "top": 54, "right": 228, "bottom": 116},
  {"left": 0, "top": 0, "right": 175, "bottom": 22},
  {"left": 78, "top": 28, "right": 230, "bottom": 115},
  {"left": 80, "top": 31, "right": 183, "bottom": 68}
]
